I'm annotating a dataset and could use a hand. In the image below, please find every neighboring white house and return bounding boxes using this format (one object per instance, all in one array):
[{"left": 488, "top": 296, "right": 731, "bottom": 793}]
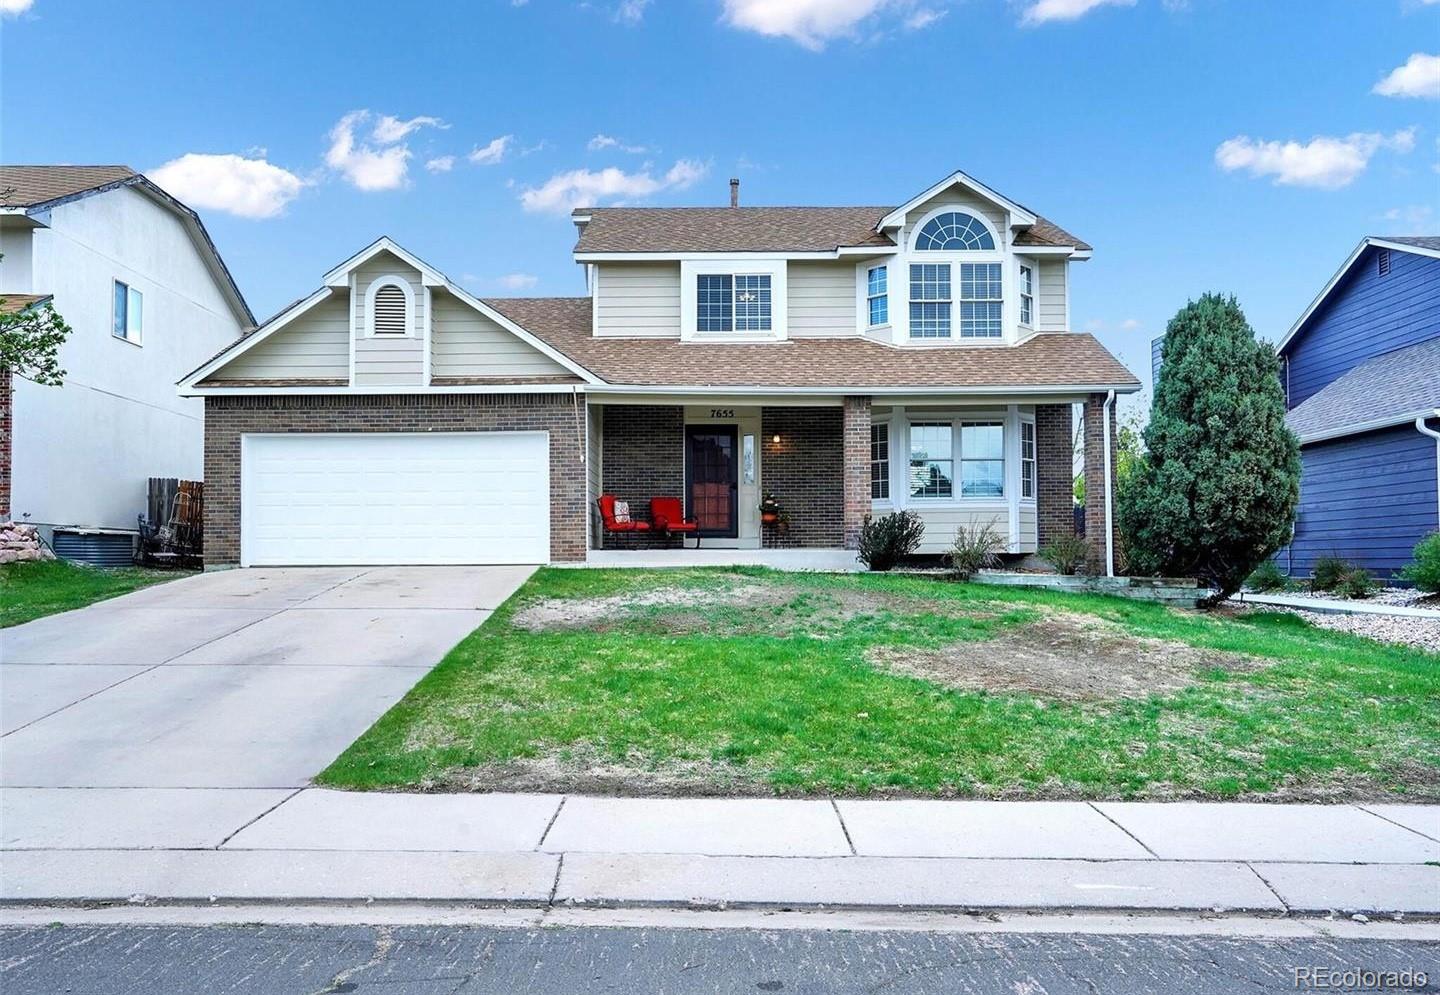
[{"left": 0, "top": 166, "right": 253, "bottom": 539}]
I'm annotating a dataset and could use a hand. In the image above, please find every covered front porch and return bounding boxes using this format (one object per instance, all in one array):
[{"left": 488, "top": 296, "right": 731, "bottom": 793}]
[{"left": 582, "top": 391, "right": 1119, "bottom": 572}]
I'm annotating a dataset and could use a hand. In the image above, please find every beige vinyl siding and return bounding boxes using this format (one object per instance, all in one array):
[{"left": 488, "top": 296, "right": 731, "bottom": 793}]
[
  {"left": 1036, "top": 260, "right": 1067, "bottom": 330},
  {"left": 904, "top": 197, "right": 1008, "bottom": 249},
  {"left": 430, "top": 292, "right": 569, "bottom": 379},
  {"left": 909, "top": 506, "right": 1012, "bottom": 555},
  {"left": 214, "top": 294, "right": 349, "bottom": 380},
  {"left": 595, "top": 262, "right": 681, "bottom": 337},
  {"left": 787, "top": 262, "right": 856, "bottom": 338},
  {"left": 353, "top": 251, "right": 424, "bottom": 387},
  {"left": 1018, "top": 504, "right": 1038, "bottom": 554}
]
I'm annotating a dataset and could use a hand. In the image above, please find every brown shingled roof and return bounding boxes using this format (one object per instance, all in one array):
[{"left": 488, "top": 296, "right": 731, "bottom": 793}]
[
  {"left": 573, "top": 206, "right": 1090, "bottom": 254},
  {"left": 484, "top": 297, "right": 1137, "bottom": 391},
  {"left": 0, "top": 166, "right": 138, "bottom": 208},
  {"left": 0, "top": 293, "right": 52, "bottom": 315}
]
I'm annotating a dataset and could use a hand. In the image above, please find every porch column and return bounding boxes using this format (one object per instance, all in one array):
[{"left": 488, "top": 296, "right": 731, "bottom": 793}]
[
  {"left": 1082, "top": 392, "right": 1120, "bottom": 575},
  {"left": 1035, "top": 403, "right": 1075, "bottom": 547},
  {"left": 842, "top": 395, "right": 872, "bottom": 550}
]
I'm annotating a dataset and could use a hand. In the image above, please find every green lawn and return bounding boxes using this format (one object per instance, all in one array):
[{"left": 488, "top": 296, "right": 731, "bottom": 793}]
[
  {"left": 318, "top": 567, "right": 1440, "bottom": 801},
  {"left": 1, "top": 559, "right": 185, "bottom": 627}
]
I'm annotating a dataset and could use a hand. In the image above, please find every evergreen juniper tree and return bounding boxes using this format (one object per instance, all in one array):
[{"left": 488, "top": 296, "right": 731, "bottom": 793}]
[{"left": 1118, "top": 294, "right": 1299, "bottom": 606}]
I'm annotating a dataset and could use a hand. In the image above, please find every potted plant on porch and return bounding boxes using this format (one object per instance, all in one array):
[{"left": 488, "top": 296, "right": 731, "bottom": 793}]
[{"left": 759, "top": 493, "right": 789, "bottom": 533}]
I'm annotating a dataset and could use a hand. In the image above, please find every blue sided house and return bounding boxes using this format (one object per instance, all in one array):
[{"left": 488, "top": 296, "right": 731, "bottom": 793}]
[{"left": 1275, "top": 236, "right": 1440, "bottom": 580}]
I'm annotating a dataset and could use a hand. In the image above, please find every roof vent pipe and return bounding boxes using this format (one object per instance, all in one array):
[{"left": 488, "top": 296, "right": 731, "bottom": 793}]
[{"left": 729, "top": 178, "right": 740, "bottom": 208}]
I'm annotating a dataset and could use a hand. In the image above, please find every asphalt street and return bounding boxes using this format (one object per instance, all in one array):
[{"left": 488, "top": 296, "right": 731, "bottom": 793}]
[{"left": 1, "top": 923, "right": 1436, "bottom": 994}]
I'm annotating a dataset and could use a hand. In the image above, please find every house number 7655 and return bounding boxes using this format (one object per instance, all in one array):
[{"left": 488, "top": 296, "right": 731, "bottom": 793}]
[{"left": 710, "top": 408, "right": 736, "bottom": 419}]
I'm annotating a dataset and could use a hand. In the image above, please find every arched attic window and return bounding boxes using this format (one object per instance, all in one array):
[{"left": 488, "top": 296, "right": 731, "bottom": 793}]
[
  {"left": 914, "top": 211, "right": 996, "bottom": 251},
  {"left": 368, "top": 278, "right": 413, "bottom": 336}
]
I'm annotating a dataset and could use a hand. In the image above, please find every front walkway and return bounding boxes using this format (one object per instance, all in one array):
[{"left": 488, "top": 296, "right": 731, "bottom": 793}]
[
  {"left": 3, "top": 788, "right": 1436, "bottom": 916},
  {"left": 584, "top": 548, "right": 860, "bottom": 570}
]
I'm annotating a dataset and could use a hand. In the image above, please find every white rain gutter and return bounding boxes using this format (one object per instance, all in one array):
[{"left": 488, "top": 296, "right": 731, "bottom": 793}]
[
  {"left": 1103, "top": 389, "right": 1117, "bottom": 577},
  {"left": 1417, "top": 408, "right": 1440, "bottom": 528}
]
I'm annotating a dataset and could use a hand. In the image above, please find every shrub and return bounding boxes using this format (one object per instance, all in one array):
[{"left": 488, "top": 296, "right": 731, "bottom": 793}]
[
  {"left": 857, "top": 510, "right": 925, "bottom": 572},
  {"left": 1117, "top": 294, "right": 1300, "bottom": 607},
  {"left": 1311, "top": 554, "right": 1350, "bottom": 592},
  {"left": 1400, "top": 531, "right": 1440, "bottom": 594},
  {"left": 1039, "top": 534, "right": 1089, "bottom": 576},
  {"left": 1336, "top": 567, "right": 1376, "bottom": 600},
  {"left": 945, "top": 519, "right": 1006, "bottom": 581},
  {"left": 1245, "top": 558, "right": 1289, "bottom": 593}
]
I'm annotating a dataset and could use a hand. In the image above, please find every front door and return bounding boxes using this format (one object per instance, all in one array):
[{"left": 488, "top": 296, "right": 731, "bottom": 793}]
[{"left": 685, "top": 425, "right": 739, "bottom": 538}]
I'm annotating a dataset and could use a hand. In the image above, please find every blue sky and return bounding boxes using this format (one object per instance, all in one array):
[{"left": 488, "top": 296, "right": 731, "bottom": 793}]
[{"left": 3, "top": 0, "right": 1437, "bottom": 403}]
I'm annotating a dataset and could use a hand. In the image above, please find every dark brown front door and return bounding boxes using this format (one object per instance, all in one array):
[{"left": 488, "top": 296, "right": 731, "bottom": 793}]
[{"left": 685, "top": 425, "right": 738, "bottom": 538}]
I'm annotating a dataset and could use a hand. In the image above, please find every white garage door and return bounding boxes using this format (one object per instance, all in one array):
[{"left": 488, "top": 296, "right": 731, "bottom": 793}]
[{"left": 241, "top": 432, "right": 550, "bottom": 566}]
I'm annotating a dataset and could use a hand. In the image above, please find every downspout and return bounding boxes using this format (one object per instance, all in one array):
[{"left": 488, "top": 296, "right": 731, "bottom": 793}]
[
  {"left": 1417, "top": 409, "right": 1440, "bottom": 529},
  {"left": 1103, "top": 389, "right": 1117, "bottom": 577}
]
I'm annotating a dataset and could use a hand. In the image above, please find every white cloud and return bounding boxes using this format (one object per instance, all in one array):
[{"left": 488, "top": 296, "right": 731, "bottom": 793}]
[
  {"left": 1374, "top": 53, "right": 1440, "bottom": 99},
  {"left": 721, "top": 0, "right": 890, "bottom": 50},
  {"left": 0, "top": 0, "right": 34, "bottom": 15},
  {"left": 1020, "top": 0, "right": 1135, "bottom": 25},
  {"left": 1120, "top": 318, "right": 1142, "bottom": 331},
  {"left": 588, "top": 133, "right": 652, "bottom": 154},
  {"left": 325, "top": 110, "right": 415, "bottom": 191},
  {"left": 1380, "top": 203, "right": 1435, "bottom": 227},
  {"left": 468, "top": 135, "right": 514, "bottom": 166},
  {"left": 425, "top": 155, "right": 456, "bottom": 173},
  {"left": 1214, "top": 129, "right": 1416, "bottom": 189},
  {"left": 519, "top": 159, "right": 708, "bottom": 214},
  {"left": 904, "top": 7, "right": 944, "bottom": 29},
  {"left": 148, "top": 152, "right": 308, "bottom": 219},
  {"left": 615, "top": 0, "right": 650, "bottom": 23},
  {"left": 497, "top": 273, "right": 539, "bottom": 290},
  {"left": 371, "top": 114, "right": 446, "bottom": 143}
]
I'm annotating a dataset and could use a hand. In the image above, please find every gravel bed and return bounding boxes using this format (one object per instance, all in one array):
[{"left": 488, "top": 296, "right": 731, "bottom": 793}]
[{"left": 1232, "top": 593, "right": 1440, "bottom": 654}]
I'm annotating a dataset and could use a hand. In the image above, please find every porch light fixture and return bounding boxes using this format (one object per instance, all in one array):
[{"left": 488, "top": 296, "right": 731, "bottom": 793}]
[{"left": 771, "top": 433, "right": 781, "bottom": 444}]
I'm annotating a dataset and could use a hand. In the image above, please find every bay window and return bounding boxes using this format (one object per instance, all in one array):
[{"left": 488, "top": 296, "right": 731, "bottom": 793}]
[
  {"left": 907, "top": 419, "right": 1010, "bottom": 500},
  {"left": 871, "top": 422, "right": 890, "bottom": 500},
  {"left": 909, "top": 423, "right": 954, "bottom": 498},
  {"left": 1021, "top": 420, "right": 1036, "bottom": 499},
  {"left": 908, "top": 263, "right": 1003, "bottom": 339},
  {"left": 960, "top": 422, "right": 1005, "bottom": 497},
  {"left": 866, "top": 265, "right": 888, "bottom": 326},
  {"left": 908, "top": 264, "right": 951, "bottom": 338},
  {"left": 1019, "top": 264, "right": 1034, "bottom": 327}
]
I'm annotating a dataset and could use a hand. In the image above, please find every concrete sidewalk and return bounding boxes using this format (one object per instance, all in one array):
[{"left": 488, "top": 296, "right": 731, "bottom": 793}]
[{"left": 3, "top": 789, "right": 1437, "bottom": 916}]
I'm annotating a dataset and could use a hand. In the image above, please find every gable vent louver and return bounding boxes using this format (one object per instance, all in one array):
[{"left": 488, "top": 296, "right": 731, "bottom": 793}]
[{"left": 373, "top": 284, "right": 408, "bottom": 335}]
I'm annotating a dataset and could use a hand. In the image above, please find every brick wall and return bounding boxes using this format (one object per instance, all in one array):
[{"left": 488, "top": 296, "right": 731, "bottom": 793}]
[
  {"left": 761, "top": 406, "right": 844, "bottom": 548},
  {"left": 1035, "top": 402, "right": 1074, "bottom": 548},
  {"left": 599, "top": 405, "right": 684, "bottom": 547},
  {"left": 1083, "top": 392, "right": 1121, "bottom": 574},
  {"left": 0, "top": 370, "right": 10, "bottom": 520},
  {"left": 203, "top": 393, "right": 588, "bottom": 567},
  {"left": 841, "top": 396, "right": 871, "bottom": 550}
]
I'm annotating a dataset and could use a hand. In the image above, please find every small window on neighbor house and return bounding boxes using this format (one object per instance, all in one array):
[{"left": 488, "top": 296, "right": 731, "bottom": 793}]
[
  {"left": 1021, "top": 421, "right": 1036, "bottom": 499},
  {"left": 1378, "top": 249, "right": 1391, "bottom": 277},
  {"left": 1019, "top": 264, "right": 1035, "bottom": 327},
  {"left": 372, "top": 283, "right": 409, "bottom": 335},
  {"left": 871, "top": 422, "right": 890, "bottom": 500},
  {"left": 866, "top": 266, "right": 889, "bottom": 326},
  {"left": 112, "top": 280, "right": 142, "bottom": 344}
]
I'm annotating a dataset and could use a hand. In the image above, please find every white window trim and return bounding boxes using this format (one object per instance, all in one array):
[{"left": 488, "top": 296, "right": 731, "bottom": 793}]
[
  {"left": 870, "top": 417, "right": 892, "bottom": 505},
  {"left": 864, "top": 264, "right": 890, "bottom": 330},
  {"left": 112, "top": 279, "right": 143, "bottom": 346},
  {"left": 1018, "top": 262, "right": 1035, "bottom": 329},
  {"left": 679, "top": 258, "right": 788, "bottom": 341},
  {"left": 901, "top": 410, "right": 1010, "bottom": 505},
  {"left": 892, "top": 203, "right": 1019, "bottom": 345},
  {"left": 1020, "top": 415, "right": 1037, "bottom": 501},
  {"left": 364, "top": 274, "right": 417, "bottom": 338}
]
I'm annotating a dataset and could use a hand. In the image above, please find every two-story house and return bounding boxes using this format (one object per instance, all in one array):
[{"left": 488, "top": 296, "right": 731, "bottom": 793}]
[
  {"left": 1274, "top": 236, "right": 1440, "bottom": 580},
  {"left": 1, "top": 166, "right": 253, "bottom": 543},
  {"left": 181, "top": 170, "right": 1139, "bottom": 570}
]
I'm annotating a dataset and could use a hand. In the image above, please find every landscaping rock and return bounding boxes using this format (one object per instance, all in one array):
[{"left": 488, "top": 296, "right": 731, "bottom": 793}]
[{"left": 0, "top": 522, "right": 54, "bottom": 563}]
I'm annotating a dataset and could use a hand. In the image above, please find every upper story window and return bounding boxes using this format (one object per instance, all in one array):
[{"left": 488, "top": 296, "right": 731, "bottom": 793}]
[
  {"left": 915, "top": 211, "right": 996, "bottom": 251},
  {"left": 871, "top": 422, "right": 890, "bottom": 500},
  {"left": 908, "top": 263, "right": 1003, "bottom": 339},
  {"left": 1019, "top": 264, "right": 1034, "bottom": 326},
  {"left": 697, "top": 273, "right": 771, "bottom": 333},
  {"left": 866, "top": 266, "right": 888, "bottom": 327},
  {"left": 112, "top": 280, "right": 142, "bottom": 344}
]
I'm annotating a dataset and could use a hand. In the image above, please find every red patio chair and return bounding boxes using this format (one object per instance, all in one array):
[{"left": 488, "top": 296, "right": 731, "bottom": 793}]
[
  {"left": 650, "top": 496, "right": 700, "bottom": 549},
  {"left": 597, "top": 494, "right": 652, "bottom": 538}
]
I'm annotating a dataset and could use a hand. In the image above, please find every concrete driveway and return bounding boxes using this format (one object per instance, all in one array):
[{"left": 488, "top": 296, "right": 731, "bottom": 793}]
[{"left": 0, "top": 566, "right": 534, "bottom": 789}]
